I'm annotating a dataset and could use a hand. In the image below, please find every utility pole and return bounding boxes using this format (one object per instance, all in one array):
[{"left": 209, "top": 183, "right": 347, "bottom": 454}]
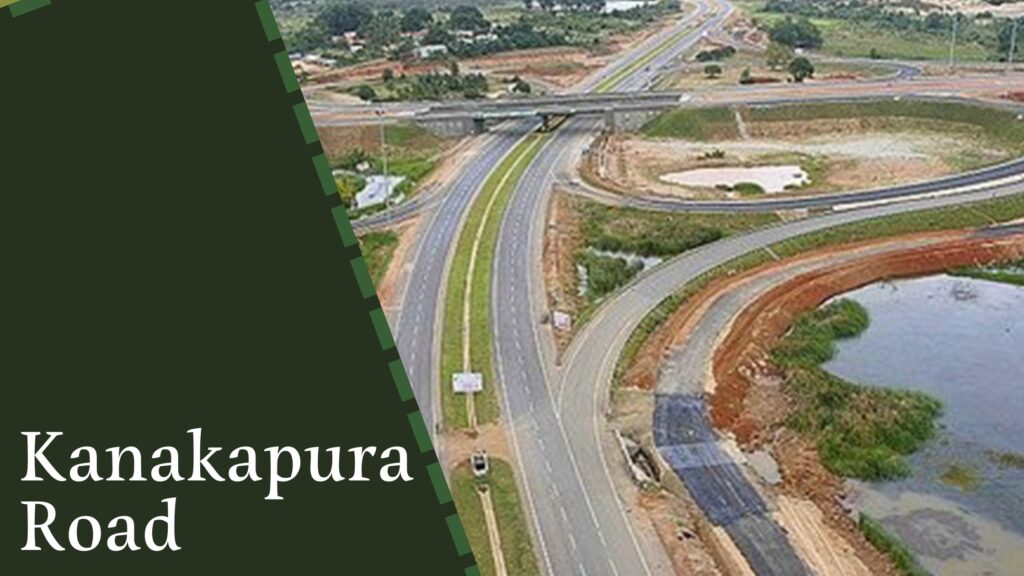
[
  {"left": 1010, "top": 18, "right": 1021, "bottom": 71},
  {"left": 376, "top": 108, "right": 390, "bottom": 213},
  {"left": 949, "top": 11, "right": 959, "bottom": 73}
]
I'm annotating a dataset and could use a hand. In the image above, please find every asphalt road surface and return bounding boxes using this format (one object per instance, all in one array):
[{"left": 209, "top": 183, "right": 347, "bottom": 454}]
[{"left": 491, "top": 2, "right": 736, "bottom": 575}]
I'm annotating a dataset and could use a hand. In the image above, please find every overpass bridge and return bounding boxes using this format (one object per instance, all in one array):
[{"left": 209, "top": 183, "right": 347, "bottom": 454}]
[
  {"left": 415, "top": 91, "right": 688, "bottom": 135},
  {"left": 308, "top": 91, "right": 689, "bottom": 135}
]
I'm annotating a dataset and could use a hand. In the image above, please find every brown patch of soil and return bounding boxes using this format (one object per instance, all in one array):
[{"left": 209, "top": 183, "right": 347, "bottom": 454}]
[
  {"left": 377, "top": 217, "right": 420, "bottom": 319},
  {"left": 442, "top": 423, "right": 512, "bottom": 472},
  {"left": 543, "top": 189, "right": 585, "bottom": 354}
]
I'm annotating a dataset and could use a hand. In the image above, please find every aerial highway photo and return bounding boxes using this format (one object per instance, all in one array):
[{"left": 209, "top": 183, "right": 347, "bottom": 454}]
[{"left": 272, "top": 0, "right": 1024, "bottom": 573}]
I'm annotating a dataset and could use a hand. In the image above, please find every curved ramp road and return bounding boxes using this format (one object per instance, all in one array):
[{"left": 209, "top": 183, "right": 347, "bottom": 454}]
[
  {"left": 492, "top": 2, "right": 736, "bottom": 575},
  {"left": 559, "top": 183, "right": 1024, "bottom": 574}
]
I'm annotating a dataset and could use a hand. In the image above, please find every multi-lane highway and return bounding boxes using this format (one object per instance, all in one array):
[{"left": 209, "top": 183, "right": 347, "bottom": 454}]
[
  {"left": 329, "top": 1, "right": 1024, "bottom": 573},
  {"left": 491, "top": 2, "right": 737, "bottom": 575}
]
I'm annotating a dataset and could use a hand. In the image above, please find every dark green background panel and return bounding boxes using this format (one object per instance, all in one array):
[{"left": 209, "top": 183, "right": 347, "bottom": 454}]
[{"left": 0, "top": 1, "right": 470, "bottom": 573}]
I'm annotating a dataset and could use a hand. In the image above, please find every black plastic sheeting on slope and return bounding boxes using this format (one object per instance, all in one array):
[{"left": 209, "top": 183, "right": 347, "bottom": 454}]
[
  {"left": 653, "top": 393, "right": 719, "bottom": 446},
  {"left": 726, "top": 515, "right": 811, "bottom": 576},
  {"left": 654, "top": 393, "right": 811, "bottom": 576}
]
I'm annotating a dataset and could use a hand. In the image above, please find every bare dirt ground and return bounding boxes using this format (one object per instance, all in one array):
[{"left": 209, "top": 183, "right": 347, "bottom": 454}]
[
  {"left": 589, "top": 117, "right": 1009, "bottom": 200},
  {"left": 377, "top": 217, "right": 420, "bottom": 322},
  {"left": 442, "top": 423, "right": 513, "bottom": 471},
  {"left": 543, "top": 189, "right": 586, "bottom": 354}
]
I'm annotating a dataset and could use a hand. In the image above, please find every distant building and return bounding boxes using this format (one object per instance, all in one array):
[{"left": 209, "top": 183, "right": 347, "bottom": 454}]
[
  {"left": 355, "top": 175, "right": 406, "bottom": 210},
  {"left": 417, "top": 44, "right": 449, "bottom": 59}
]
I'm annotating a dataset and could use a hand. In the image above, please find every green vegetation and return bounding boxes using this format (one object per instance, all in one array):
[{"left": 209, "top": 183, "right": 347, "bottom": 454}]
[
  {"left": 858, "top": 513, "right": 928, "bottom": 576},
  {"left": 594, "top": 18, "right": 692, "bottom": 93},
  {"left": 748, "top": 0, "right": 1010, "bottom": 61},
  {"left": 578, "top": 201, "right": 779, "bottom": 257},
  {"left": 950, "top": 258, "right": 1024, "bottom": 287},
  {"left": 451, "top": 460, "right": 540, "bottom": 576},
  {"left": 440, "top": 134, "right": 547, "bottom": 430},
  {"left": 578, "top": 252, "right": 643, "bottom": 298},
  {"left": 940, "top": 463, "right": 981, "bottom": 491},
  {"left": 775, "top": 299, "right": 942, "bottom": 480},
  {"left": 640, "top": 107, "right": 739, "bottom": 141},
  {"left": 324, "top": 123, "right": 451, "bottom": 203},
  {"left": 276, "top": 0, "right": 680, "bottom": 69},
  {"left": 357, "top": 231, "right": 399, "bottom": 286},
  {"left": 615, "top": 192, "right": 1024, "bottom": 392},
  {"left": 988, "top": 450, "right": 1024, "bottom": 470},
  {"left": 733, "top": 182, "right": 766, "bottom": 196}
]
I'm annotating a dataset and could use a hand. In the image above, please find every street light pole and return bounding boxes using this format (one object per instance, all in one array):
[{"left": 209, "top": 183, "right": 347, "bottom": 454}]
[
  {"left": 949, "top": 11, "right": 959, "bottom": 73},
  {"left": 376, "top": 108, "right": 390, "bottom": 215},
  {"left": 1010, "top": 18, "right": 1021, "bottom": 70}
]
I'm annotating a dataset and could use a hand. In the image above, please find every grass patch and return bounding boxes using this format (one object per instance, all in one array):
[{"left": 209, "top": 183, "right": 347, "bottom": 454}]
[
  {"left": 451, "top": 460, "right": 541, "bottom": 576},
  {"left": 940, "top": 463, "right": 981, "bottom": 491},
  {"left": 733, "top": 182, "right": 766, "bottom": 196},
  {"left": 357, "top": 231, "right": 399, "bottom": 286},
  {"left": 858, "top": 513, "right": 928, "bottom": 576},
  {"left": 578, "top": 252, "right": 644, "bottom": 299},
  {"left": 640, "top": 107, "right": 740, "bottom": 141},
  {"left": 578, "top": 200, "right": 779, "bottom": 257},
  {"left": 614, "top": 191, "right": 1024, "bottom": 391},
  {"left": 775, "top": 299, "right": 942, "bottom": 480},
  {"left": 440, "top": 134, "right": 547, "bottom": 430},
  {"left": 987, "top": 450, "right": 1024, "bottom": 470},
  {"left": 950, "top": 257, "right": 1024, "bottom": 287}
]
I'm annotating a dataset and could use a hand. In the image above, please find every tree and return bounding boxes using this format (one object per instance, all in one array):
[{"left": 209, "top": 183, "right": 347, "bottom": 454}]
[
  {"left": 511, "top": 76, "right": 532, "bottom": 94},
  {"left": 449, "top": 6, "right": 490, "bottom": 33},
  {"left": 363, "top": 11, "right": 400, "bottom": 47},
  {"left": 703, "top": 64, "right": 723, "bottom": 78},
  {"left": 739, "top": 67, "right": 754, "bottom": 84},
  {"left": 769, "top": 16, "right": 823, "bottom": 49},
  {"left": 354, "top": 84, "right": 377, "bottom": 101},
  {"left": 400, "top": 7, "right": 433, "bottom": 33},
  {"left": 765, "top": 41, "right": 794, "bottom": 70},
  {"left": 382, "top": 68, "right": 395, "bottom": 83},
  {"left": 523, "top": 0, "right": 534, "bottom": 8},
  {"left": 788, "top": 56, "right": 814, "bottom": 82},
  {"left": 317, "top": 3, "right": 374, "bottom": 36}
]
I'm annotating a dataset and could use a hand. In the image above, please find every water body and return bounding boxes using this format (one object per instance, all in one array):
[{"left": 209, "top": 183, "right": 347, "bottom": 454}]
[
  {"left": 603, "top": 0, "right": 653, "bottom": 13},
  {"left": 659, "top": 165, "right": 809, "bottom": 193},
  {"left": 823, "top": 275, "right": 1024, "bottom": 576}
]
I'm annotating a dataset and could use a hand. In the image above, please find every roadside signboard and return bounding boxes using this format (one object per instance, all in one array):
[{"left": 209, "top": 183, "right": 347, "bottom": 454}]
[{"left": 452, "top": 372, "right": 483, "bottom": 394}]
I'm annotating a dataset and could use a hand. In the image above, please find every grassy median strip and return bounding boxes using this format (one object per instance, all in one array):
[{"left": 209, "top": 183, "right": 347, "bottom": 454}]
[
  {"left": 440, "top": 134, "right": 548, "bottom": 430},
  {"left": 615, "top": 192, "right": 1024, "bottom": 389},
  {"left": 451, "top": 460, "right": 542, "bottom": 576},
  {"left": 594, "top": 21, "right": 694, "bottom": 93}
]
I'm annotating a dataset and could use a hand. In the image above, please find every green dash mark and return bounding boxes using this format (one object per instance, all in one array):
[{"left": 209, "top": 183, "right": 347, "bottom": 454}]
[
  {"left": 254, "top": 0, "right": 280, "bottom": 42},
  {"left": 369, "top": 308, "right": 395, "bottom": 350},
  {"left": 388, "top": 359, "right": 414, "bottom": 402},
  {"left": 465, "top": 566, "right": 481, "bottom": 576},
  {"left": 445, "top": 514, "right": 472, "bottom": 556},
  {"left": 407, "top": 411, "right": 432, "bottom": 453},
  {"left": 426, "top": 462, "right": 453, "bottom": 505},
  {"left": 292, "top": 103, "right": 318, "bottom": 145},
  {"left": 313, "top": 154, "right": 336, "bottom": 197},
  {"left": 350, "top": 257, "right": 375, "bottom": 299},
  {"left": 9, "top": 0, "right": 50, "bottom": 17},
  {"left": 273, "top": 51, "right": 299, "bottom": 93},
  {"left": 330, "top": 205, "right": 357, "bottom": 246}
]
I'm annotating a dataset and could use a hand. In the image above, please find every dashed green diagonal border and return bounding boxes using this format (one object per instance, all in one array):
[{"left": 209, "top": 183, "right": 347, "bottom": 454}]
[
  {"left": 251, "top": 1, "right": 478, "bottom": 572},
  {"left": 6, "top": 0, "right": 50, "bottom": 17}
]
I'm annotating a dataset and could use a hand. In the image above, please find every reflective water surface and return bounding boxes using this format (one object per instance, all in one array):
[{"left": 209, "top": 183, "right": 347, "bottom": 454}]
[{"left": 824, "top": 275, "right": 1024, "bottom": 576}]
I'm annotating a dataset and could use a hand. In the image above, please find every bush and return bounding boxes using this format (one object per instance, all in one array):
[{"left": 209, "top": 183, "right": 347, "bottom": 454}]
[
  {"left": 578, "top": 252, "right": 643, "bottom": 298},
  {"left": 774, "top": 299, "right": 942, "bottom": 481}
]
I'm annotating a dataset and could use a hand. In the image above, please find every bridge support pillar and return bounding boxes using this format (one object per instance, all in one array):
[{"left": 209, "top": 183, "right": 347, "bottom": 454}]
[{"left": 603, "top": 108, "right": 617, "bottom": 133}]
